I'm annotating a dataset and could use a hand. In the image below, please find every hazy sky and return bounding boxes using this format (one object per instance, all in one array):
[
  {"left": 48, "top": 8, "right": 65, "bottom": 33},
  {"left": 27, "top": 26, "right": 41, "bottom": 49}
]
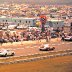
[{"left": 0, "top": 0, "right": 72, "bottom": 4}]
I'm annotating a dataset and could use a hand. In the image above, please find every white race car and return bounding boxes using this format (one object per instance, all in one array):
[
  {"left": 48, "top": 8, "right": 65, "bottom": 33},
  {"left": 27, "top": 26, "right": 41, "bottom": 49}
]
[
  {"left": 0, "top": 49, "right": 15, "bottom": 57},
  {"left": 63, "top": 36, "right": 72, "bottom": 41},
  {"left": 39, "top": 44, "right": 55, "bottom": 51}
]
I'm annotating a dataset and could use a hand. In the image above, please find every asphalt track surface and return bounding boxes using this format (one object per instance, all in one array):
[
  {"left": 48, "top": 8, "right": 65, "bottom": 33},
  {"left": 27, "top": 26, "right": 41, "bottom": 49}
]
[{"left": 0, "top": 38, "right": 72, "bottom": 58}]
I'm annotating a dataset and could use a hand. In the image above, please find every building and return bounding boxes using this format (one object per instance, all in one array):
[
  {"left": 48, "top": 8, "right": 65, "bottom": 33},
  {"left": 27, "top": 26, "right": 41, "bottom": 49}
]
[
  {"left": 0, "top": 17, "right": 36, "bottom": 29},
  {"left": 45, "top": 19, "right": 64, "bottom": 29}
]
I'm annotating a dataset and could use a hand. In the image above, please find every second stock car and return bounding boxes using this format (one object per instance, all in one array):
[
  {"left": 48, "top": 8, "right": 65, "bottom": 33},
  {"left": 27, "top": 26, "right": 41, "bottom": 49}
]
[
  {"left": 0, "top": 49, "right": 15, "bottom": 57},
  {"left": 39, "top": 44, "right": 55, "bottom": 51},
  {"left": 62, "top": 36, "right": 72, "bottom": 41}
]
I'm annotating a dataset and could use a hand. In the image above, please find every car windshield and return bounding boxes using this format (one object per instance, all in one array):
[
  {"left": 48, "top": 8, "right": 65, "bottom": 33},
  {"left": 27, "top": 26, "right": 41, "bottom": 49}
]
[
  {"left": 67, "top": 36, "right": 72, "bottom": 38},
  {"left": 0, "top": 49, "right": 4, "bottom": 52},
  {"left": 0, "top": 49, "right": 7, "bottom": 52},
  {"left": 6, "top": 50, "right": 10, "bottom": 52},
  {"left": 44, "top": 44, "right": 49, "bottom": 48}
]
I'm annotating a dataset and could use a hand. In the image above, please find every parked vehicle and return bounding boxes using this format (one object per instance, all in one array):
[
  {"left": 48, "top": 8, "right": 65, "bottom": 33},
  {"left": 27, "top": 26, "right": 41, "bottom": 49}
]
[
  {"left": 51, "top": 31, "right": 58, "bottom": 38},
  {"left": 62, "top": 36, "right": 72, "bottom": 41},
  {"left": 0, "top": 38, "right": 8, "bottom": 44}
]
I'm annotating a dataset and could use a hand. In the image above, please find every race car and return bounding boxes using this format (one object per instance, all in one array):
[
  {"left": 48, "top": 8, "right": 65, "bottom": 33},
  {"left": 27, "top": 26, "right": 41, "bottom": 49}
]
[
  {"left": 39, "top": 44, "right": 55, "bottom": 51},
  {"left": 62, "top": 36, "right": 72, "bottom": 41},
  {"left": 0, "top": 49, "right": 15, "bottom": 57}
]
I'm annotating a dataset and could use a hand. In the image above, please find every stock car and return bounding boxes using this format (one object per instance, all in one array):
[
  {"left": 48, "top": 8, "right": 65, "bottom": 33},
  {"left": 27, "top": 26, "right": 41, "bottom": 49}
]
[
  {"left": 0, "top": 49, "right": 15, "bottom": 57},
  {"left": 62, "top": 36, "right": 72, "bottom": 41},
  {"left": 39, "top": 44, "right": 55, "bottom": 51}
]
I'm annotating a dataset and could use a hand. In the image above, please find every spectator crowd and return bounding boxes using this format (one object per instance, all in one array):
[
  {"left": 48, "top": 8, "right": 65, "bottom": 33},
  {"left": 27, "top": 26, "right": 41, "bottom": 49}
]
[{"left": 0, "top": 27, "right": 72, "bottom": 45}]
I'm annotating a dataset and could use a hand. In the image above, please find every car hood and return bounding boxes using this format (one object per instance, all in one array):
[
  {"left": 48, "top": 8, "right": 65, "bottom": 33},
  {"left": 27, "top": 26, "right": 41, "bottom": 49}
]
[
  {"left": 64, "top": 36, "right": 72, "bottom": 39},
  {"left": 0, "top": 52, "right": 5, "bottom": 55}
]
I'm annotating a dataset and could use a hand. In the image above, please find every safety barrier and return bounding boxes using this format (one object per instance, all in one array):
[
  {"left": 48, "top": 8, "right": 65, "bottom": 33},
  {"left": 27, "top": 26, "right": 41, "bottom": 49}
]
[{"left": 0, "top": 50, "right": 72, "bottom": 65}]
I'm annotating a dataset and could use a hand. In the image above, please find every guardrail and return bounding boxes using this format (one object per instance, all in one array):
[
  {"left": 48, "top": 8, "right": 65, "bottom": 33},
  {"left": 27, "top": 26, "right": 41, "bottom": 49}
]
[{"left": 0, "top": 49, "right": 72, "bottom": 65}]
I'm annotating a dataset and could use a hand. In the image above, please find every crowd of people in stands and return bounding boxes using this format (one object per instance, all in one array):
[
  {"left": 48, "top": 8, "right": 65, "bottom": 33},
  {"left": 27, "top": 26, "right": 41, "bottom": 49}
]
[
  {"left": 0, "top": 28, "right": 49, "bottom": 44},
  {"left": 0, "top": 28, "right": 51, "bottom": 44},
  {"left": 0, "top": 27, "right": 71, "bottom": 45}
]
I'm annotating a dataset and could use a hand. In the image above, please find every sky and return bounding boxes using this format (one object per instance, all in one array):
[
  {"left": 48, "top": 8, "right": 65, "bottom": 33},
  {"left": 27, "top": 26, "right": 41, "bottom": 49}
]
[{"left": 0, "top": 0, "right": 72, "bottom": 5}]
